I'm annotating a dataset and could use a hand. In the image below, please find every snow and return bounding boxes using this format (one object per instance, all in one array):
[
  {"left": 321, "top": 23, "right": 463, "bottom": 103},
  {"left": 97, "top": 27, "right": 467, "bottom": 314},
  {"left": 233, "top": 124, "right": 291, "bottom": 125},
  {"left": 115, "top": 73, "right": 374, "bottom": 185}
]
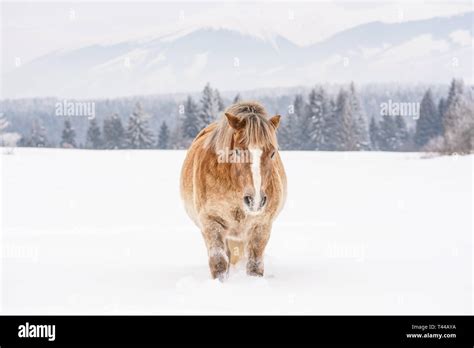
[{"left": 1, "top": 149, "right": 472, "bottom": 314}]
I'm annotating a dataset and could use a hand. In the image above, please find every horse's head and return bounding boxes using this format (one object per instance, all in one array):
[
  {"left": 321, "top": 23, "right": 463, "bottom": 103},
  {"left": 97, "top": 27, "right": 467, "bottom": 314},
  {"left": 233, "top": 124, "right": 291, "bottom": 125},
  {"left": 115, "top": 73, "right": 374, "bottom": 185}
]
[{"left": 224, "top": 111, "right": 281, "bottom": 215}]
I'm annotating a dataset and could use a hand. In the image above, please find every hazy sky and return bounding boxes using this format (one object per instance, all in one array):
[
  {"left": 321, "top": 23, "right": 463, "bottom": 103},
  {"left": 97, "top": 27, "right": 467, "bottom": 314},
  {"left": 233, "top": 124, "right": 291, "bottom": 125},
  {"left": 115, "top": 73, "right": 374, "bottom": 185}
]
[{"left": 1, "top": 1, "right": 472, "bottom": 71}]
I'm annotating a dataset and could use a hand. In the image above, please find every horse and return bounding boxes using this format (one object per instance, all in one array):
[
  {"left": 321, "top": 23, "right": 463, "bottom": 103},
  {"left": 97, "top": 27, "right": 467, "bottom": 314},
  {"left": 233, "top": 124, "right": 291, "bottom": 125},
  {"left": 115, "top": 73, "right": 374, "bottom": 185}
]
[{"left": 180, "top": 101, "right": 287, "bottom": 280}]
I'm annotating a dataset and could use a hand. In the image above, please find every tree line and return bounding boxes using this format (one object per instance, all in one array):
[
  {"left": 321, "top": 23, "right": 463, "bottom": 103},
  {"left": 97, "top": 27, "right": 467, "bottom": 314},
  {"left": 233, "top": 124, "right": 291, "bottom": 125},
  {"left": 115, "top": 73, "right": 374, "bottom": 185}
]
[
  {"left": 413, "top": 79, "right": 472, "bottom": 154},
  {"left": 277, "top": 79, "right": 472, "bottom": 154},
  {"left": 278, "top": 83, "right": 371, "bottom": 151},
  {"left": 2, "top": 79, "right": 472, "bottom": 154}
]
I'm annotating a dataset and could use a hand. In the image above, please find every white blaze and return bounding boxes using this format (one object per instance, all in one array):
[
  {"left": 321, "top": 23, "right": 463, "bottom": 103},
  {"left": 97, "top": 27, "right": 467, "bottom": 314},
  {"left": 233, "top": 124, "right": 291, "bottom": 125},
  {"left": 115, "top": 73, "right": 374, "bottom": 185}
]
[{"left": 249, "top": 148, "right": 263, "bottom": 211}]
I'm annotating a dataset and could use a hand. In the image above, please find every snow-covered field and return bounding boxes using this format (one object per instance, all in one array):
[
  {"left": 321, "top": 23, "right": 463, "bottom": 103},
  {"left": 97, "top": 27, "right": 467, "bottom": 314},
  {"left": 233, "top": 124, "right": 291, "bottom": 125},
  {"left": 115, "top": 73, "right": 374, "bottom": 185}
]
[{"left": 1, "top": 149, "right": 472, "bottom": 314}]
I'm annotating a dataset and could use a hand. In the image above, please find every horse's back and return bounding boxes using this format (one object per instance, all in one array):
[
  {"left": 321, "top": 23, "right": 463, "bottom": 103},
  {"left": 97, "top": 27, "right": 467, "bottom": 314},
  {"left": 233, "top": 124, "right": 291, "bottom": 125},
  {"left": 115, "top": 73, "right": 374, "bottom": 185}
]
[{"left": 192, "top": 122, "right": 217, "bottom": 144}]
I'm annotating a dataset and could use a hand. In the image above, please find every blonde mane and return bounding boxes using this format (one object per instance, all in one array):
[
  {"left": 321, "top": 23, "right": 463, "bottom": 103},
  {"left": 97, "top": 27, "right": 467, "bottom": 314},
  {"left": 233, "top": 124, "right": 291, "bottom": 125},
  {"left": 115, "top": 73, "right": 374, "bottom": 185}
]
[{"left": 204, "top": 101, "right": 278, "bottom": 151}]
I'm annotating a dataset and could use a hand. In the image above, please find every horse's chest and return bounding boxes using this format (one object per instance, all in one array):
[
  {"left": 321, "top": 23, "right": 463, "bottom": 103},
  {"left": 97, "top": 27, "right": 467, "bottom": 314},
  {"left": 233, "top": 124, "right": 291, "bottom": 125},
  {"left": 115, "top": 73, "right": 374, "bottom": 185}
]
[
  {"left": 224, "top": 207, "right": 257, "bottom": 238},
  {"left": 230, "top": 207, "right": 246, "bottom": 224}
]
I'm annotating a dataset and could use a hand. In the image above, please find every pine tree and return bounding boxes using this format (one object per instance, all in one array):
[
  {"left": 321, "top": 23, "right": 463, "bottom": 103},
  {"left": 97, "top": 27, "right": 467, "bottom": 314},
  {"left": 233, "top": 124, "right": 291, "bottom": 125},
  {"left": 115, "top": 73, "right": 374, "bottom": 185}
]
[
  {"left": 182, "top": 96, "right": 200, "bottom": 141},
  {"left": 322, "top": 98, "right": 340, "bottom": 151},
  {"left": 294, "top": 94, "right": 310, "bottom": 149},
  {"left": 157, "top": 121, "right": 170, "bottom": 149},
  {"left": 168, "top": 118, "right": 182, "bottom": 150},
  {"left": 349, "top": 83, "right": 370, "bottom": 150},
  {"left": 395, "top": 116, "right": 409, "bottom": 150},
  {"left": 61, "top": 119, "right": 76, "bottom": 148},
  {"left": 443, "top": 79, "right": 473, "bottom": 153},
  {"left": 86, "top": 119, "right": 102, "bottom": 149},
  {"left": 279, "top": 102, "right": 298, "bottom": 150},
  {"left": 446, "top": 78, "right": 464, "bottom": 110},
  {"left": 443, "top": 79, "right": 466, "bottom": 135},
  {"left": 198, "top": 83, "right": 219, "bottom": 129},
  {"left": 126, "top": 103, "right": 155, "bottom": 149},
  {"left": 279, "top": 95, "right": 307, "bottom": 150},
  {"left": 432, "top": 95, "right": 444, "bottom": 137},
  {"left": 214, "top": 89, "right": 225, "bottom": 111},
  {"left": 306, "top": 87, "right": 327, "bottom": 150},
  {"left": 414, "top": 89, "right": 441, "bottom": 148},
  {"left": 369, "top": 117, "right": 380, "bottom": 150},
  {"left": 0, "top": 114, "right": 15, "bottom": 148},
  {"left": 355, "top": 113, "right": 370, "bottom": 150},
  {"left": 103, "top": 114, "right": 125, "bottom": 149},
  {"left": 335, "top": 88, "right": 356, "bottom": 150},
  {"left": 278, "top": 119, "right": 292, "bottom": 150},
  {"left": 0, "top": 115, "right": 8, "bottom": 133},
  {"left": 27, "top": 119, "right": 48, "bottom": 147},
  {"left": 379, "top": 116, "right": 398, "bottom": 151},
  {"left": 438, "top": 97, "right": 447, "bottom": 126},
  {"left": 233, "top": 93, "right": 242, "bottom": 104}
]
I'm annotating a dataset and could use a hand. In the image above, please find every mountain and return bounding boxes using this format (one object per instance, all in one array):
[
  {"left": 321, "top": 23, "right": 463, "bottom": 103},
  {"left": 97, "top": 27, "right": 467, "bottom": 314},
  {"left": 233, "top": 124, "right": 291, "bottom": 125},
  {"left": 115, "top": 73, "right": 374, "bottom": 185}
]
[{"left": 2, "top": 12, "right": 472, "bottom": 99}]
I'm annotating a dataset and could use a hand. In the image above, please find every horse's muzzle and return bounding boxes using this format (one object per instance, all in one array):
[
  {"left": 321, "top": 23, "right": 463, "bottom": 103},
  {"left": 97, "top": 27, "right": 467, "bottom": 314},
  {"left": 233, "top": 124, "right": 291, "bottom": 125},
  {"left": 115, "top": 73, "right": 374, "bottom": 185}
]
[{"left": 243, "top": 193, "right": 267, "bottom": 213}]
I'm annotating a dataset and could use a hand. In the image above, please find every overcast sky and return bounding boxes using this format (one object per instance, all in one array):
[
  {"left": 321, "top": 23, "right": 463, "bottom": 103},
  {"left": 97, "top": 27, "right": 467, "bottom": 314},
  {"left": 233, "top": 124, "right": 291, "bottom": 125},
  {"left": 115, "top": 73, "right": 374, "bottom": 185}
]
[{"left": 1, "top": 1, "right": 472, "bottom": 71}]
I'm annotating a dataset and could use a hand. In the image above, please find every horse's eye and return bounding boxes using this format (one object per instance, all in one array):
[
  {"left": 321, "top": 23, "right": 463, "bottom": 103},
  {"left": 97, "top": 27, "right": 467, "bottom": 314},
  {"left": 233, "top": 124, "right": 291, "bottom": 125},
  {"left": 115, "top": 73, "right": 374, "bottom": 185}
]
[{"left": 271, "top": 151, "right": 276, "bottom": 159}]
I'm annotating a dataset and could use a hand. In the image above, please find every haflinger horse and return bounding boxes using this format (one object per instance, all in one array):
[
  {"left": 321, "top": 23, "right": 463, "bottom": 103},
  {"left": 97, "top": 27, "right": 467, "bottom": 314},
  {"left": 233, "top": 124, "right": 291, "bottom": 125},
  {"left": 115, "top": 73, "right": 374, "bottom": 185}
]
[{"left": 180, "top": 101, "right": 287, "bottom": 280}]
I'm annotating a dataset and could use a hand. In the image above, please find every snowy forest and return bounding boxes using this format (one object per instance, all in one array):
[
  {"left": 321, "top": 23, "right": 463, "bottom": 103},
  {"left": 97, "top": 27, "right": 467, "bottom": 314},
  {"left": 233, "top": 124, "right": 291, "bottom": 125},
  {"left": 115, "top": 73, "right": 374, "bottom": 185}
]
[{"left": 0, "top": 79, "right": 472, "bottom": 154}]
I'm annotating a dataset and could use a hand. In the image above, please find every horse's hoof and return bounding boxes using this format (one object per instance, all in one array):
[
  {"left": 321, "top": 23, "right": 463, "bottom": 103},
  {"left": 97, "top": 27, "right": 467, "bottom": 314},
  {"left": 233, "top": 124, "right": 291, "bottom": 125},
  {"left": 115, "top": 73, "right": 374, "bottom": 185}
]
[
  {"left": 246, "top": 260, "right": 264, "bottom": 277},
  {"left": 214, "top": 271, "right": 228, "bottom": 282},
  {"left": 247, "top": 270, "right": 264, "bottom": 277},
  {"left": 209, "top": 255, "right": 229, "bottom": 280}
]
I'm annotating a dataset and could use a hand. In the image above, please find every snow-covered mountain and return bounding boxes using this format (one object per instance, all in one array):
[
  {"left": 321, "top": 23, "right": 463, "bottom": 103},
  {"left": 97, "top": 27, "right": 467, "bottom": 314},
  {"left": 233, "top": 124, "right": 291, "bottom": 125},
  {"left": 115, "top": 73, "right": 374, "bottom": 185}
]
[{"left": 3, "top": 12, "right": 472, "bottom": 99}]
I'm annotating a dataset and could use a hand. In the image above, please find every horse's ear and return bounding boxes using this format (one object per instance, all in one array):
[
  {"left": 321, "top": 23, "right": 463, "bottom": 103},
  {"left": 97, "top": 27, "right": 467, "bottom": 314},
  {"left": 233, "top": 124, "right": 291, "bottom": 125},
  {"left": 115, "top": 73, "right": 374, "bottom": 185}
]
[
  {"left": 225, "top": 113, "right": 246, "bottom": 130},
  {"left": 269, "top": 115, "right": 281, "bottom": 129}
]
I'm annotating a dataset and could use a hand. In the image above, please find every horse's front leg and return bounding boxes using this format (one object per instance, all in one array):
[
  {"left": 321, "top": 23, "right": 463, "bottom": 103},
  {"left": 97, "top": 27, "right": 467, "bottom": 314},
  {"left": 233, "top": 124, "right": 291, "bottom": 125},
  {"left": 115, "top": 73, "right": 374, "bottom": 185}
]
[
  {"left": 246, "top": 224, "right": 271, "bottom": 277},
  {"left": 201, "top": 216, "right": 229, "bottom": 281}
]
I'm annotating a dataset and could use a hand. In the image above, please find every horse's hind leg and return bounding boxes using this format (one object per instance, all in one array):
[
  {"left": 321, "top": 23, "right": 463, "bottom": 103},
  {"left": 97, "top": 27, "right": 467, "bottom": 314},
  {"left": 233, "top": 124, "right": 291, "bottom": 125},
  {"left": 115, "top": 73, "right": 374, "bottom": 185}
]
[
  {"left": 201, "top": 216, "right": 229, "bottom": 281},
  {"left": 246, "top": 224, "right": 271, "bottom": 277}
]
